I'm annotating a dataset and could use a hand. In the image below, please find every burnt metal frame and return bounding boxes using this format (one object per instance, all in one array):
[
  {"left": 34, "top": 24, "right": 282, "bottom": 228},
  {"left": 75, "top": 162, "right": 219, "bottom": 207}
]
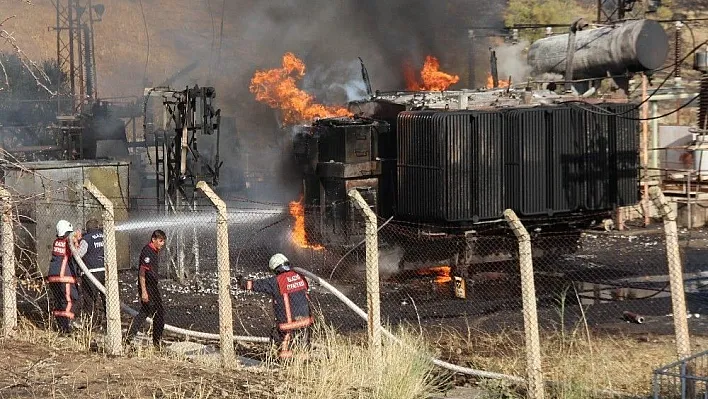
[
  {"left": 147, "top": 86, "right": 222, "bottom": 211},
  {"left": 596, "top": 0, "right": 648, "bottom": 23}
]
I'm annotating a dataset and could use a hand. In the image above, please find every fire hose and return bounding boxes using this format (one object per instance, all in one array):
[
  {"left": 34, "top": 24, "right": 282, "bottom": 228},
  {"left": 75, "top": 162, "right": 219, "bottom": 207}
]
[
  {"left": 68, "top": 240, "right": 269, "bottom": 343},
  {"left": 69, "top": 242, "right": 630, "bottom": 396},
  {"left": 70, "top": 237, "right": 520, "bottom": 380},
  {"left": 292, "top": 267, "right": 526, "bottom": 383}
]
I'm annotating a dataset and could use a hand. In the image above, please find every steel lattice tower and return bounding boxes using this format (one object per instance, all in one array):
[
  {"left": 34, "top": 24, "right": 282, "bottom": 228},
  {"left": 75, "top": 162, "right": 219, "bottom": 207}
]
[
  {"left": 596, "top": 0, "right": 659, "bottom": 23},
  {"left": 53, "top": 0, "right": 103, "bottom": 113}
]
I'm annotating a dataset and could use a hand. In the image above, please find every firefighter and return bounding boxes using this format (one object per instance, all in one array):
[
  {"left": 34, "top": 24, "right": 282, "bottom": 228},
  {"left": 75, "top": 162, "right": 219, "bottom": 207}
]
[
  {"left": 47, "top": 220, "right": 81, "bottom": 334},
  {"left": 76, "top": 218, "right": 106, "bottom": 324},
  {"left": 238, "top": 253, "right": 314, "bottom": 359},
  {"left": 126, "top": 229, "right": 167, "bottom": 348}
]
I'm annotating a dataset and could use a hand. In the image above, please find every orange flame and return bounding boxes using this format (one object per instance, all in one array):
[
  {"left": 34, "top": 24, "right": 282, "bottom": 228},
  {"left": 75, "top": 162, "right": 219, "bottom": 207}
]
[
  {"left": 405, "top": 56, "right": 459, "bottom": 91},
  {"left": 249, "top": 52, "right": 352, "bottom": 125},
  {"left": 416, "top": 265, "right": 452, "bottom": 284},
  {"left": 288, "top": 196, "right": 324, "bottom": 251},
  {"left": 485, "top": 73, "right": 510, "bottom": 89}
]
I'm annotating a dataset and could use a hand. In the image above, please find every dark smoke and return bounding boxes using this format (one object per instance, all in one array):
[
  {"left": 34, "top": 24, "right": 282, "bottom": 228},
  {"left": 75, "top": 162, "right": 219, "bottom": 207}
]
[
  {"left": 190, "top": 0, "right": 505, "bottom": 201},
  {"left": 220, "top": 0, "right": 504, "bottom": 96},
  {"left": 4, "top": 0, "right": 506, "bottom": 202}
]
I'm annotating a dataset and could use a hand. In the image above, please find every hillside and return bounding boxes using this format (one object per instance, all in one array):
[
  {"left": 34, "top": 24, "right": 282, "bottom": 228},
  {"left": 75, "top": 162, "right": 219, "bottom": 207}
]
[
  {"left": 1, "top": 1, "right": 503, "bottom": 109},
  {"left": 2, "top": 0, "right": 707, "bottom": 174},
  {"left": 3, "top": 1, "right": 706, "bottom": 103}
]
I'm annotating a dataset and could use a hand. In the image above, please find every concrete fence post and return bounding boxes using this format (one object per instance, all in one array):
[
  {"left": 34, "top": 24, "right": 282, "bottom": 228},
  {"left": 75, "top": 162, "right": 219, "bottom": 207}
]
[
  {"left": 504, "top": 209, "right": 545, "bottom": 399},
  {"left": 196, "top": 181, "right": 235, "bottom": 367},
  {"left": 649, "top": 186, "right": 691, "bottom": 359},
  {"left": 0, "top": 187, "right": 17, "bottom": 336},
  {"left": 347, "top": 189, "right": 381, "bottom": 353},
  {"left": 83, "top": 180, "right": 122, "bottom": 356}
]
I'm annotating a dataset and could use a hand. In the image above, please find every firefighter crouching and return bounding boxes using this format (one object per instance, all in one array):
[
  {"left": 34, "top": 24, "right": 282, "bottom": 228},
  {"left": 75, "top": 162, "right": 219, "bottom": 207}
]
[
  {"left": 47, "top": 220, "right": 81, "bottom": 334},
  {"left": 238, "top": 253, "right": 314, "bottom": 359}
]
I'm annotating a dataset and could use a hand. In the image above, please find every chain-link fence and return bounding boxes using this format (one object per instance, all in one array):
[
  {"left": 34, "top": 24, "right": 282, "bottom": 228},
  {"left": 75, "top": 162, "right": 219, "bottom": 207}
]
[{"left": 3, "top": 182, "right": 708, "bottom": 396}]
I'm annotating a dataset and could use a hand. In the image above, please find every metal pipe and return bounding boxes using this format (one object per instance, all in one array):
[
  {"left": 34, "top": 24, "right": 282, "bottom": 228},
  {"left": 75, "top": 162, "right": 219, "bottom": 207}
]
[
  {"left": 468, "top": 30, "right": 476, "bottom": 88},
  {"left": 623, "top": 311, "right": 645, "bottom": 324},
  {"left": 490, "top": 48, "right": 499, "bottom": 88},
  {"left": 687, "top": 170, "right": 691, "bottom": 230},
  {"left": 651, "top": 101, "right": 659, "bottom": 173},
  {"left": 564, "top": 19, "right": 588, "bottom": 92},
  {"left": 642, "top": 74, "right": 650, "bottom": 227}
]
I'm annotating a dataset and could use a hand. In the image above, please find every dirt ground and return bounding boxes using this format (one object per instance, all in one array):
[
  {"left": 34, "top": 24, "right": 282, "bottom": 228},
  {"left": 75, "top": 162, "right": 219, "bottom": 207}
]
[{"left": 0, "top": 336, "right": 281, "bottom": 399}]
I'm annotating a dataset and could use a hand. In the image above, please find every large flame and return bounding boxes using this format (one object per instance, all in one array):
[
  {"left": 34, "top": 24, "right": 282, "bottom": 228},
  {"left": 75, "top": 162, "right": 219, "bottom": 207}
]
[
  {"left": 416, "top": 265, "right": 452, "bottom": 284},
  {"left": 249, "top": 52, "right": 352, "bottom": 125},
  {"left": 485, "top": 73, "right": 510, "bottom": 89},
  {"left": 288, "top": 196, "right": 324, "bottom": 250},
  {"left": 405, "top": 56, "right": 459, "bottom": 91}
]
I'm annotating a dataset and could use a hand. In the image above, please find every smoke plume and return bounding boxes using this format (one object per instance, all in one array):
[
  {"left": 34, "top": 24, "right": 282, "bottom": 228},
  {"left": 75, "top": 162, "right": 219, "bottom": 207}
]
[
  {"left": 494, "top": 41, "right": 533, "bottom": 85},
  {"left": 182, "top": 0, "right": 504, "bottom": 199}
]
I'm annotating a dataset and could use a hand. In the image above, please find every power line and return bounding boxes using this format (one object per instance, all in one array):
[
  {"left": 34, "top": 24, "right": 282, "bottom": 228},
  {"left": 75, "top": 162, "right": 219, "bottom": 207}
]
[
  {"left": 216, "top": 0, "right": 225, "bottom": 70},
  {"left": 138, "top": 0, "right": 150, "bottom": 86},
  {"left": 555, "top": 40, "right": 708, "bottom": 118},
  {"left": 568, "top": 94, "right": 700, "bottom": 121},
  {"left": 469, "top": 17, "right": 708, "bottom": 32}
]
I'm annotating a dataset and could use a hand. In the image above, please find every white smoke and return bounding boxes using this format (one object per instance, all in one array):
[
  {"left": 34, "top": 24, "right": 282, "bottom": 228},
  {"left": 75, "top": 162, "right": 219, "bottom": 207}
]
[
  {"left": 494, "top": 40, "right": 532, "bottom": 85},
  {"left": 377, "top": 245, "right": 405, "bottom": 278},
  {"left": 303, "top": 59, "right": 369, "bottom": 104}
]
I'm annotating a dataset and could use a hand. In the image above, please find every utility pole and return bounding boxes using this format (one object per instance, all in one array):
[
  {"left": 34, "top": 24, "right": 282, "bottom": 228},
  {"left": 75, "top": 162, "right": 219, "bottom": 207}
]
[
  {"left": 596, "top": 0, "right": 658, "bottom": 23},
  {"left": 53, "top": 0, "right": 104, "bottom": 113}
]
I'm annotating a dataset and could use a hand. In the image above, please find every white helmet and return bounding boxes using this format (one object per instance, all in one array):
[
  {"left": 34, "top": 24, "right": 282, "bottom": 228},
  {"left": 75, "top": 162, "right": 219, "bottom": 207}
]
[
  {"left": 56, "top": 220, "right": 73, "bottom": 237},
  {"left": 269, "top": 253, "right": 290, "bottom": 272}
]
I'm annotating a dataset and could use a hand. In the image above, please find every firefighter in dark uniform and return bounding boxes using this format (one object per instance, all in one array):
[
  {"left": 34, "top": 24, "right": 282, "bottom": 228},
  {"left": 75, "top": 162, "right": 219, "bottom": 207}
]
[
  {"left": 76, "top": 218, "right": 106, "bottom": 322},
  {"left": 239, "top": 253, "right": 314, "bottom": 359},
  {"left": 126, "top": 229, "right": 167, "bottom": 348},
  {"left": 47, "top": 220, "right": 81, "bottom": 334}
]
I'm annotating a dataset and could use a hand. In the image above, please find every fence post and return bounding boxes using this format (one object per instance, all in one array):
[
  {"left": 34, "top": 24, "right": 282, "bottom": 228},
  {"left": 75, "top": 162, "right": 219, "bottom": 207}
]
[
  {"left": 196, "top": 181, "right": 235, "bottom": 367},
  {"left": 83, "top": 180, "right": 122, "bottom": 356},
  {"left": 347, "top": 189, "right": 381, "bottom": 353},
  {"left": 649, "top": 186, "right": 691, "bottom": 359},
  {"left": 0, "top": 188, "right": 17, "bottom": 336},
  {"left": 504, "top": 209, "right": 545, "bottom": 399}
]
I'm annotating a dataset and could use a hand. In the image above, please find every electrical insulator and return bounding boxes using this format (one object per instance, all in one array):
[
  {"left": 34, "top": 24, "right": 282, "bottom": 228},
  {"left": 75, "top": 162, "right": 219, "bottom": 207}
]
[{"left": 694, "top": 48, "right": 708, "bottom": 73}]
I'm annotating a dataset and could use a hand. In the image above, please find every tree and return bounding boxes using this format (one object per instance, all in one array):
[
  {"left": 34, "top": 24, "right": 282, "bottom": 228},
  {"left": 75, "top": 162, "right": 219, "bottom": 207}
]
[
  {"left": 1, "top": 1, "right": 56, "bottom": 95},
  {"left": 0, "top": 53, "right": 66, "bottom": 124},
  {"left": 504, "top": 0, "right": 594, "bottom": 42}
]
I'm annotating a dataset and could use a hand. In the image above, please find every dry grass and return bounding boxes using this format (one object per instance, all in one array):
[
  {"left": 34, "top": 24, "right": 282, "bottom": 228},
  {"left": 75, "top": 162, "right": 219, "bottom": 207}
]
[
  {"left": 0, "top": 316, "right": 279, "bottom": 398},
  {"left": 278, "top": 324, "right": 447, "bottom": 399},
  {"left": 1, "top": 316, "right": 450, "bottom": 398},
  {"left": 428, "top": 316, "right": 708, "bottom": 398}
]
